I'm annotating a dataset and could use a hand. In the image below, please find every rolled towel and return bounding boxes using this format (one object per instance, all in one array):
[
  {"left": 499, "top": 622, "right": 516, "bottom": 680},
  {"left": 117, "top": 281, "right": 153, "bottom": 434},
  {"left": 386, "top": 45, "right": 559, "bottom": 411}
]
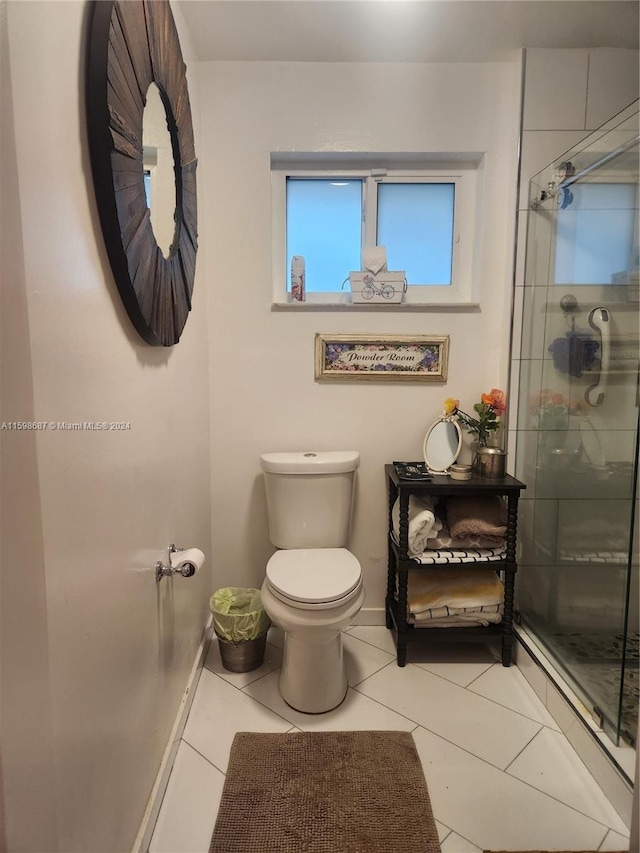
[
  {"left": 408, "top": 567, "right": 504, "bottom": 614},
  {"left": 445, "top": 496, "right": 507, "bottom": 539},
  {"left": 392, "top": 496, "right": 443, "bottom": 557}
]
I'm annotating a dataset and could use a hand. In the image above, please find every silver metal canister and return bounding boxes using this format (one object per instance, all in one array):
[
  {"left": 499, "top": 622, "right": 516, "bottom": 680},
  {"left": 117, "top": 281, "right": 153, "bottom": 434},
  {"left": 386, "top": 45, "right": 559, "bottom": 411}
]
[{"left": 474, "top": 446, "right": 507, "bottom": 478}]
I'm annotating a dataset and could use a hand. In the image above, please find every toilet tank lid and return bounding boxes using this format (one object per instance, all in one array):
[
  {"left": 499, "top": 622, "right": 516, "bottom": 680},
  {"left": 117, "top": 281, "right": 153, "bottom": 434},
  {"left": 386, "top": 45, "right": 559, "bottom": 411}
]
[{"left": 260, "top": 451, "right": 360, "bottom": 475}]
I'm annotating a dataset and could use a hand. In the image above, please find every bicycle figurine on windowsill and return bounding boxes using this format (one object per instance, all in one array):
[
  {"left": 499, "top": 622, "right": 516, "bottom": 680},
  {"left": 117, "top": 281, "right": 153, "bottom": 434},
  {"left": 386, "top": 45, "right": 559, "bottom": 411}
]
[
  {"left": 343, "top": 272, "right": 407, "bottom": 303},
  {"left": 360, "top": 277, "right": 396, "bottom": 300}
]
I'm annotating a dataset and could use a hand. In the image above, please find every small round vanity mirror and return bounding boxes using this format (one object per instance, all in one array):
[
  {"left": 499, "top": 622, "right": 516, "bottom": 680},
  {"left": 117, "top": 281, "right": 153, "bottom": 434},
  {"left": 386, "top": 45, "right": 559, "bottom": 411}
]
[{"left": 423, "top": 417, "right": 462, "bottom": 474}]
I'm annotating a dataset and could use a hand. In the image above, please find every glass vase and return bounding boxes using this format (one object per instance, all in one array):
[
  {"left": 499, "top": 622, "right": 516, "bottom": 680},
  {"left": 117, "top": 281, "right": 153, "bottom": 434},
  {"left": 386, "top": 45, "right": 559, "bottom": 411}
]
[{"left": 471, "top": 440, "right": 483, "bottom": 475}]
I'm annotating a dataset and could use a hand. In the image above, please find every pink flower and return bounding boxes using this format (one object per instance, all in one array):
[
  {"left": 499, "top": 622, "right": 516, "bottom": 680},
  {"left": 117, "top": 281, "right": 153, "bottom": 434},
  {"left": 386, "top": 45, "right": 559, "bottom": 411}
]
[{"left": 487, "top": 388, "right": 506, "bottom": 414}]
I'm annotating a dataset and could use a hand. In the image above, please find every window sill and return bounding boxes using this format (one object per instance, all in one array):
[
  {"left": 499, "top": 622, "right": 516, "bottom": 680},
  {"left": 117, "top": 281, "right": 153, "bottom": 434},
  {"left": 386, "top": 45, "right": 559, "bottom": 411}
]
[{"left": 271, "top": 300, "right": 481, "bottom": 311}]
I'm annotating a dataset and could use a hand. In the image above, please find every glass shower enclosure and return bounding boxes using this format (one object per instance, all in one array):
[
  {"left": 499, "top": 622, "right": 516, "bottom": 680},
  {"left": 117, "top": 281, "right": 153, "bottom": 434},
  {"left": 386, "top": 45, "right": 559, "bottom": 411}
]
[{"left": 515, "top": 101, "right": 639, "bottom": 753}]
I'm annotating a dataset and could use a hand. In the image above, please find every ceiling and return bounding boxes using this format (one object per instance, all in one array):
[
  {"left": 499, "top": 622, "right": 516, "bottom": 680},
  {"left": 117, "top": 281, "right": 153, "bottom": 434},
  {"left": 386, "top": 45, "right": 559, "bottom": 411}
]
[{"left": 179, "top": 0, "right": 639, "bottom": 64}]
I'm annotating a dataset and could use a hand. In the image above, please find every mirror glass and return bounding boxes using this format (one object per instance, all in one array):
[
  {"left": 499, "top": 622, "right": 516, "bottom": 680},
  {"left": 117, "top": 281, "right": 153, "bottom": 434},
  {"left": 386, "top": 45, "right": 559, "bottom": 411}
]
[
  {"left": 423, "top": 417, "right": 462, "bottom": 473},
  {"left": 143, "top": 83, "right": 177, "bottom": 258}
]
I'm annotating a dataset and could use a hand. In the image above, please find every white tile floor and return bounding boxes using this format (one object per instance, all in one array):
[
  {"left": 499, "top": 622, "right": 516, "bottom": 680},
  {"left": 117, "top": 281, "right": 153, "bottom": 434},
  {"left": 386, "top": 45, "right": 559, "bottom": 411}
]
[{"left": 149, "top": 627, "right": 631, "bottom": 853}]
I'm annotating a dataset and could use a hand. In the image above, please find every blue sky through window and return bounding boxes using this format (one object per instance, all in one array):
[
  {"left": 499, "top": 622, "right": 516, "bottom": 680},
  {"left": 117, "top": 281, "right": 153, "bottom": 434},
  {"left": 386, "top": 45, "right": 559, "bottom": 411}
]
[
  {"left": 144, "top": 171, "right": 152, "bottom": 206},
  {"left": 377, "top": 183, "right": 454, "bottom": 284},
  {"left": 286, "top": 179, "right": 362, "bottom": 292},
  {"left": 554, "top": 183, "right": 637, "bottom": 284}
]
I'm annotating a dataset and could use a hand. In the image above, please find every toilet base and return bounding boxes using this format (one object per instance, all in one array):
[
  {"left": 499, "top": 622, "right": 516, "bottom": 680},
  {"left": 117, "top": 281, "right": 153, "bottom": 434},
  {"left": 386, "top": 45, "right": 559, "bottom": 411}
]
[
  {"left": 260, "top": 579, "right": 365, "bottom": 714},
  {"left": 280, "top": 630, "right": 348, "bottom": 713}
]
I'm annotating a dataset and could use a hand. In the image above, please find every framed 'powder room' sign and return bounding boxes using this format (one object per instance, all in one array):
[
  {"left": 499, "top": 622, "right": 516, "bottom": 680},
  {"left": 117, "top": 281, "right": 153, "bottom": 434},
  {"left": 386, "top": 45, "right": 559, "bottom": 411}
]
[{"left": 314, "top": 334, "right": 449, "bottom": 382}]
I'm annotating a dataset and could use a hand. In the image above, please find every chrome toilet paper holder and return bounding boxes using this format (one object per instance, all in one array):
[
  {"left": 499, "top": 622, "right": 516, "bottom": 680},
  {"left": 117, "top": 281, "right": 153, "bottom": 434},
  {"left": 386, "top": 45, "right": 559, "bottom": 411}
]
[{"left": 156, "top": 544, "right": 197, "bottom": 582}]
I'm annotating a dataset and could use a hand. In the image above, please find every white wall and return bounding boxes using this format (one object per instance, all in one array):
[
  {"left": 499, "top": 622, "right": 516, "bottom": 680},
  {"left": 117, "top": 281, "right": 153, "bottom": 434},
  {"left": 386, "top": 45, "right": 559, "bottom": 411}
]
[
  {"left": 1, "top": 2, "right": 211, "bottom": 850},
  {"left": 201, "top": 59, "right": 521, "bottom": 619}
]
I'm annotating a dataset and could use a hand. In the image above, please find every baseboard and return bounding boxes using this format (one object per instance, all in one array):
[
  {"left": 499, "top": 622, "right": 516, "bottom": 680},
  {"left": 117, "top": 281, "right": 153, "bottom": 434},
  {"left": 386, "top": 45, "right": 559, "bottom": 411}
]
[
  {"left": 131, "top": 614, "right": 213, "bottom": 853},
  {"left": 352, "top": 607, "right": 386, "bottom": 626}
]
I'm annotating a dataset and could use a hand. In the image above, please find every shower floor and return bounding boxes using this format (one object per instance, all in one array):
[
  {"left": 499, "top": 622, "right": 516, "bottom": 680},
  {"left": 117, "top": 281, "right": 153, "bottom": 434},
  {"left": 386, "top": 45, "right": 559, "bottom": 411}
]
[{"left": 548, "top": 630, "right": 639, "bottom": 745}]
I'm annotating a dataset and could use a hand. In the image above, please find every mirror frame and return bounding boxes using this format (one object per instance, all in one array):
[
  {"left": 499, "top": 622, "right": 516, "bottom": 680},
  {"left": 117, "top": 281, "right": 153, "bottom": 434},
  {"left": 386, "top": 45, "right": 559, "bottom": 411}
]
[
  {"left": 87, "top": 0, "right": 198, "bottom": 347},
  {"left": 423, "top": 416, "right": 462, "bottom": 474}
]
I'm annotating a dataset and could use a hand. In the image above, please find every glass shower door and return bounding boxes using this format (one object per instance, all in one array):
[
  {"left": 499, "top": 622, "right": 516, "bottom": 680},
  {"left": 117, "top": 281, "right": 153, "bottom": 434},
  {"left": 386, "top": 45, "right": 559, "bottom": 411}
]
[{"left": 515, "top": 102, "right": 639, "bottom": 747}]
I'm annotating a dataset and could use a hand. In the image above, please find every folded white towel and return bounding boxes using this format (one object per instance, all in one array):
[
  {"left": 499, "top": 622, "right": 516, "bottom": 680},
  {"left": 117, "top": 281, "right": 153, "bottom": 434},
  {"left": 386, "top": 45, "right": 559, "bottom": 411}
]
[{"left": 392, "top": 496, "right": 442, "bottom": 557}]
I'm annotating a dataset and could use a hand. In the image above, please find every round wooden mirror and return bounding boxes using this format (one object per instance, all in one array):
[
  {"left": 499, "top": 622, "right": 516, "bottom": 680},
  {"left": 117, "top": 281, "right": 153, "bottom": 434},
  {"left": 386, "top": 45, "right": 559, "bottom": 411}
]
[{"left": 87, "top": 0, "right": 198, "bottom": 346}]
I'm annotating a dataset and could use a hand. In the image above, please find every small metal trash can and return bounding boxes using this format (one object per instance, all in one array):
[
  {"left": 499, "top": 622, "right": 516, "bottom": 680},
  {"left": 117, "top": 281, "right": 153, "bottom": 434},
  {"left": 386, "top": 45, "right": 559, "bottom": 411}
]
[
  {"left": 210, "top": 587, "right": 271, "bottom": 673},
  {"left": 215, "top": 632, "right": 269, "bottom": 673}
]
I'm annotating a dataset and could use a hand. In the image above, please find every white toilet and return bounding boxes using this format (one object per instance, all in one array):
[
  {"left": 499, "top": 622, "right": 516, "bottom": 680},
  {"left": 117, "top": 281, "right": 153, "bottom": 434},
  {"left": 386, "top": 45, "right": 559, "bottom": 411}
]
[{"left": 259, "top": 451, "right": 365, "bottom": 713}]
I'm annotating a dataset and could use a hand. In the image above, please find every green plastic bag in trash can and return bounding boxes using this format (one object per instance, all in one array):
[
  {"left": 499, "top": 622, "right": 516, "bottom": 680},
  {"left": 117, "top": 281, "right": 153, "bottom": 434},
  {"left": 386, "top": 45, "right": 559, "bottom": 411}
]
[{"left": 209, "top": 587, "right": 270, "bottom": 644}]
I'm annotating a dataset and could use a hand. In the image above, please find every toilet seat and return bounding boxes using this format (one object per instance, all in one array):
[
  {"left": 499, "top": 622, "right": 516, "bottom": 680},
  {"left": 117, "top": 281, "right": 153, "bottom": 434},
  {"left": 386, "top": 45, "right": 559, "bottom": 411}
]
[{"left": 266, "top": 548, "right": 361, "bottom": 609}]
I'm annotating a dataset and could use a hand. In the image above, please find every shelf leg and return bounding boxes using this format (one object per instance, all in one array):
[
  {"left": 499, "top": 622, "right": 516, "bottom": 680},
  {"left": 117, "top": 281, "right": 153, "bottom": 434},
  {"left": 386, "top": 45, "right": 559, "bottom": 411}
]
[
  {"left": 397, "top": 642, "right": 407, "bottom": 667},
  {"left": 501, "top": 568, "right": 516, "bottom": 667},
  {"left": 386, "top": 478, "right": 398, "bottom": 631},
  {"left": 397, "top": 567, "right": 409, "bottom": 666},
  {"left": 385, "top": 553, "right": 395, "bottom": 630},
  {"left": 501, "top": 494, "right": 519, "bottom": 667}
]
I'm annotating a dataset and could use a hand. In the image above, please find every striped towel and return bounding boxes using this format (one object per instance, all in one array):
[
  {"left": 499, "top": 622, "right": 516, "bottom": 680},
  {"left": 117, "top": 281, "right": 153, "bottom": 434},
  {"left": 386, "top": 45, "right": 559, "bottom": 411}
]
[
  {"left": 410, "top": 546, "right": 505, "bottom": 564},
  {"left": 409, "top": 614, "right": 503, "bottom": 628},
  {"left": 409, "top": 604, "right": 503, "bottom": 626}
]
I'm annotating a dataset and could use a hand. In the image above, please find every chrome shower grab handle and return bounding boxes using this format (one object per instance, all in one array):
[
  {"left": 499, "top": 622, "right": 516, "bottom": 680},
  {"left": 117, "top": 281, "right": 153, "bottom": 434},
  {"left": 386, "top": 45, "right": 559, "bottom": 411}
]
[{"left": 585, "top": 307, "right": 611, "bottom": 407}]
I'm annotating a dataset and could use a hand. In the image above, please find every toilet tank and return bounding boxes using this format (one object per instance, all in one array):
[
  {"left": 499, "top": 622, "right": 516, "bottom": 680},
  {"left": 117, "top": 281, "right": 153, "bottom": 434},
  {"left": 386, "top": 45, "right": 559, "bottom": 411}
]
[{"left": 259, "top": 451, "right": 359, "bottom": 549}]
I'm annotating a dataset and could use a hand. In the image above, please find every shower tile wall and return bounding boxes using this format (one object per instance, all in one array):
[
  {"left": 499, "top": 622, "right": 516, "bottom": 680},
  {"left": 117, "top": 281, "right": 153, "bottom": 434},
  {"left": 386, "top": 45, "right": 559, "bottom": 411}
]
[
  {"left": 509, "top": 47, "right": 639, "bottom": 469},
  {"left": 509, "top": 47, "right": 638, "bottom": 555},
  {"left": 508, "top": 46, "right": 639, "bottom": 771}
]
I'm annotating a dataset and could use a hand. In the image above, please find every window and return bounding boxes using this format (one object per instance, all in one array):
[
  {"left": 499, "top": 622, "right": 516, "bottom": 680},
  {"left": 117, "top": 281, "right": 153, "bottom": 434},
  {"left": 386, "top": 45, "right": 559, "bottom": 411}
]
[
  {"left": 144, "top": 169, "right": 152, "bottom": 206},
  {"left": 271, "top": 160, "right": 480, "bottom": 306}
]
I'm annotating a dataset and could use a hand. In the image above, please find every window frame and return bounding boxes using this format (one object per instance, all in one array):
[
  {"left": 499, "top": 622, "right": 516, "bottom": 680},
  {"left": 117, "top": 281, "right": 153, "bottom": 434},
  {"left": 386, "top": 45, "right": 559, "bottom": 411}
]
[{"left": 271, "top": 162, "right": 480, "bottom": 307}]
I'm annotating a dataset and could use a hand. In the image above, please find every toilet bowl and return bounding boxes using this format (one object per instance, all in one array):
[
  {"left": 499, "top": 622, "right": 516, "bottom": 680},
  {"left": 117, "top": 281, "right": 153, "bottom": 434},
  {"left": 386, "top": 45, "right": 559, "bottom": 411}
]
[
  {"left": 260, "top": 548, "right": 365, "bottom": 713},
  {"left": 259, "top": 451, "right": 364, "bottom": 714}
]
